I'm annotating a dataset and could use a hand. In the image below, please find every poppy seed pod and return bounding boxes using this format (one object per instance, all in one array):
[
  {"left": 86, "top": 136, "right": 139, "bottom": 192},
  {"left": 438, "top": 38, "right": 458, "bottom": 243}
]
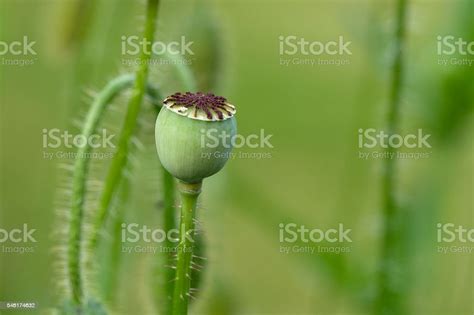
[{"left": 155, "top": 92, "right": 237, "bottom": 183}]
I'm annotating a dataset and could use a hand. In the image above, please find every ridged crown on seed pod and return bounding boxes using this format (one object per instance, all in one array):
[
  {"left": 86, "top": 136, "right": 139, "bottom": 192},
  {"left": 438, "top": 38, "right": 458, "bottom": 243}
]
[
  {"left": 163, "top": 92, "right": 236, "bottom": 121},
  {"left": 156, "top": 92, "right": 237, "bottom": 183}
]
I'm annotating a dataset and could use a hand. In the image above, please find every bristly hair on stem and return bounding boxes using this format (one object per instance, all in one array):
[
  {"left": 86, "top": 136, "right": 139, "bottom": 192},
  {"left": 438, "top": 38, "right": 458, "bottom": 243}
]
[
  {"left": 171, "top": 181, "right": 202, "bottom": 315},
  {"left": 67, "top": 74, "right": 135, "bottom": 309},
  {"left": 65, "top": 0, "right": 162, "bottom": 311},
  {"left": 87, "top": 0, "right": 162, "bottom": 261},
  {"left": 153, "top": 167, "right": 177, "bottom": 315}
]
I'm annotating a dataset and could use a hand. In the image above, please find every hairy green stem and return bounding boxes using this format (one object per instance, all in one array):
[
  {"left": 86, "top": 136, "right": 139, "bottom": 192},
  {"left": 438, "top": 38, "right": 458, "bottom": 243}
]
[
  {"left": 153, "top": 167, "right": 176, "bottom": 315},
  {"left": 88, "top": 0, "right": 161, "bottom": 254},
  {"left": 99, "top": 178, "right": 130, "bottom": 302},
  {"left": 172, "top": 181, "right": 202, "bottom": 315},
  {"left": 68, "top": 74, "right": 135, "bottom": 307},
  {"left": 375, "top": 0, "right": 408, "bottom": 314},
  {"left": 153, "top": 52, "right": 197, "bottom": 315},
  {"left": 162, "top": 170, "right": 177, "bottom": 283}
]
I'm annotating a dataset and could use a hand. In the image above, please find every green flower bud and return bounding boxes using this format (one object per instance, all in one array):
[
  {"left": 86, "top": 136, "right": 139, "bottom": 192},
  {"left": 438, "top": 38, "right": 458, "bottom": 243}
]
[{"left": 155, "top": 92, "right": 237, "bottom": 183}]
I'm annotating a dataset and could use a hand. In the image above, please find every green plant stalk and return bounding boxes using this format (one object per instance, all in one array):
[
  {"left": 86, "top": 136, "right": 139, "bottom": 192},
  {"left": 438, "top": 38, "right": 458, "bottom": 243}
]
[
  {"left": 163, "top": 168, "right": 177, "bottom": 297},
  {"left": 88, "top": 0, "right": 161, "bottom": 254},
  {"left": 172, "top": 181, "right": 202, "bottom": 315},
  {"left": 375, "top": 0, "right": 408, "bottom": 314},
  {"left": 153, "top": 167, "right": 177, "bottom": 315},
  {"left": 152, "top": 53, "right": 197, "bottom": 314},
  {"left": 148, "top": 96, "right": 177, "bottom": 315},
  {"left": 68, "top": 74, "right": 135, "bottom": 307},
  {"left": 99, "top": 177, "right": 130, "bottom": 302},
  {"left": 81, "top": 76, "right": 159, "bottom": 260}
]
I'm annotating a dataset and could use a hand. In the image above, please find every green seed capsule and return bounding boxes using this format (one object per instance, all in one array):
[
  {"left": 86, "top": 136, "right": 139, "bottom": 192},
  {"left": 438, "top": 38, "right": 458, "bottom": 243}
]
[{"left": 155, "top": 92, "right": 237, "bottom": 183}]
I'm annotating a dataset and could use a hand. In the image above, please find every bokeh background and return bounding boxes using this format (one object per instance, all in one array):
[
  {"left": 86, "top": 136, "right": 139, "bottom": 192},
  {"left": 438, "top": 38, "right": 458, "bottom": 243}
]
[{"left": 0, "top": 0, "right": 472, "bottom": 314}]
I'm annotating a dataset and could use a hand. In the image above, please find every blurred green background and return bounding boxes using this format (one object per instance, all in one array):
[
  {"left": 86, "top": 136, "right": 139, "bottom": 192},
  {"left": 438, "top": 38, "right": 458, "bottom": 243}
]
[{"left": 0, "top": 0, "right": 472, "bottom": 314}]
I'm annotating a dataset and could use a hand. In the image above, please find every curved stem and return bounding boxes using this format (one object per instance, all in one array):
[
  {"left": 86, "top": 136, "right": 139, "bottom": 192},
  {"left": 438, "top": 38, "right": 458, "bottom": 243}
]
[
  {"left": 84, "top": 78, "right": 160, "bottom": 256},
  {"left": 172, "top": 181, "right": 202, "bottom": 315},
  {"left": 158, "top": 168, "right": 177, "bottom": 314},
  {"left": 88, "top": 0, "right": 161, "bottom": 254},
  {"left": 100, "top": 177, "right": 130, "bottom": 302},
  {"left": 375, "top": 0, "right": 409, "bottom": 314},
  {"left": 68, "top": 74, "right": 135, "bottom": 307}
]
